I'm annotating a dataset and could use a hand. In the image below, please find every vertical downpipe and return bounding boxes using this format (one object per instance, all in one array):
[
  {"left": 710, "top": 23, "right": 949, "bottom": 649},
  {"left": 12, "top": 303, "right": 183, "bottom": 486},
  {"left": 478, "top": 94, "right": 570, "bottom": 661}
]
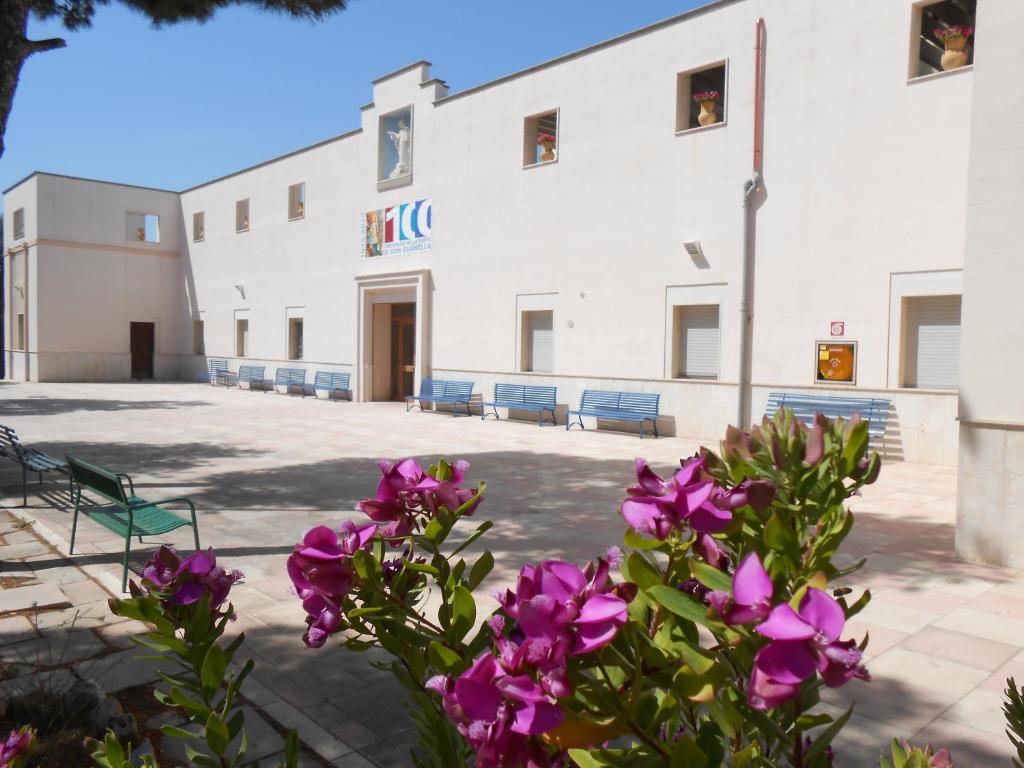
[{"left": 737, "top": 17, "right": 765, "bottom": 429}]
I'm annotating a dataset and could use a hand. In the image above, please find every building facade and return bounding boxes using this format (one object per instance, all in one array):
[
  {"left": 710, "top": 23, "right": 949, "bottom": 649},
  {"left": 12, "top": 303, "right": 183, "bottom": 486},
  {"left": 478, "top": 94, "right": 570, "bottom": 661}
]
[{"left": 5, "top": 0, "right": 1009, "bottom": 548}]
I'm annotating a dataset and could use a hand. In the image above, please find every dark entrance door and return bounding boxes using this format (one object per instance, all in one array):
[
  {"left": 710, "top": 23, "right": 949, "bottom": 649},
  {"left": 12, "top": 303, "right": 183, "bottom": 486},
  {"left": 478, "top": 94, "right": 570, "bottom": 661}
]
[
  {"left": 390, "top": 304, "right": 415, "bottom": 401},
  {"left": 130, "top": 322, "right": 155, "bottom": 380}
]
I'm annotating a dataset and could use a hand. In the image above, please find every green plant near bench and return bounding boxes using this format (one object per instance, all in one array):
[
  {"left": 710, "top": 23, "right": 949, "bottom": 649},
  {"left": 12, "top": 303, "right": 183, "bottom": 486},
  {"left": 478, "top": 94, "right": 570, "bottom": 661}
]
[{"left": 67, "top": 457, "right": 200, "bottom": 592}]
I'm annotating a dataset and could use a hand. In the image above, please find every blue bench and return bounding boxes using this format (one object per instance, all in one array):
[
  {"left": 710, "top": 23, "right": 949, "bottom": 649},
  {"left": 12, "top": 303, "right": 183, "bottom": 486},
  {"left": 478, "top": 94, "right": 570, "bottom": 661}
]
[
  {"left": 481, "top": 383, "right": 557, "bottom": 426},
  {"left": 225, "top": 365, "right": 266, "bottom": 391},
  {"left": 765, "top": 392, "right": 890, "bottom": 449},
  {"left": 314, "top": 371, "right": 351, "bottom": 400},
  {"left": 406, "top": 379, "right": 474, "bottom": 417},
  {"left": 199, "top": 358, "right": 229, "bottom": 386},
  {"left": 274, "top": 367, "right": 307, "bottom": 396},
  {"left": 567, "top": 390, "right": 661, "bottom": 439}
]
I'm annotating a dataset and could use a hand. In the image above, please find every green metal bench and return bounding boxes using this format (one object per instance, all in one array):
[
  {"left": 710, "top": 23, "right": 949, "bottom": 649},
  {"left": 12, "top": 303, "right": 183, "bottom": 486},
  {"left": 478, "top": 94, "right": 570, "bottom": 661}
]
[{"left": 67, "top": 456, "right": 200, "bottom": 592}]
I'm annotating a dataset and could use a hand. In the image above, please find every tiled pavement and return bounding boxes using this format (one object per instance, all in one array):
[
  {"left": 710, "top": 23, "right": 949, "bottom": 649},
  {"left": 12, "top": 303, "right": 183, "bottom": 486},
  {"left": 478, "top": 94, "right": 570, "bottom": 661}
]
[{"left": 0, "top": 381, "right": 1020, "bottom": 766}]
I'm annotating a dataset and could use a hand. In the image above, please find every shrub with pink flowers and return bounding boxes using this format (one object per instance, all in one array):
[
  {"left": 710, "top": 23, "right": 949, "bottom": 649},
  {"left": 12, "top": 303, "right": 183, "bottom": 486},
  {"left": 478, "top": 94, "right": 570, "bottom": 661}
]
[{"left": 286, "top": 411, "right": 954, "bottom": 767}]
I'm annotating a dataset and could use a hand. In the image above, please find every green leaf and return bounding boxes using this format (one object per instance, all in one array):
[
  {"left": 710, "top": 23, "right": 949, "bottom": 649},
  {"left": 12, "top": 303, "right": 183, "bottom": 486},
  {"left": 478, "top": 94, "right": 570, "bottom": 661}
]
[
  {"left": 690, "top": 560, "right": 732, "bottom": 592},
  {"left": 450, "top": 585, "right": 476, "bottom": 642},
  {"left": 646, "top": 586, "right": 725, "bottom": 632},
  {"left": 205, "top": 711, "right": 230, "bottom": 756},
  {"left": 450, "top": 519, "right": 493, "bottom": 556},
  {"left": 423, "top": 518, "right": 444, "bottom": 544},
  {"left": 403, "top": 560, "right": 441, "bottom": 577},
  {"left": 764, "top": 513, "right": 799, "bottom": 556},
  {"left": 201, "top": 644, "right": 227, "bottom": 696},
  {"left": 284, "top": 729, "right": 300, "bottom": 768},
  {"left": 670, "top": 735, "right": 708, "bottom": 768},
  {"left": 428, "top": 641, "right": 463, "bottom": 673},
  {"left": 567, "top": 749, "right": 613, "bottom": 768},
  {"left": 161, "top": 724, "right": 197, "bottom": 740},
  {"left": 625, "top": 552, "right": 661, "bottom": 591},
  {"left": 841, "top": 421, "right": 869, "bottom": 474},
  {"left": 804, "top": 705, "right": 852, "bottom": 763},
  {"left": 467, "top": 551, "right": 494, "bottom": 591},
  {"left": 623, "top": 529, "right": 666, "bottom": 551}
]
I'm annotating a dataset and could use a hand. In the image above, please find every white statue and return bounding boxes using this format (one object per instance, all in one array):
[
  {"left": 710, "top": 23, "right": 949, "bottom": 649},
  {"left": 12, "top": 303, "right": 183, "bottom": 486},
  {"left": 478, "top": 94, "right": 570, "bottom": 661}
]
[{"left": 387, "top": 118, "right": 411, "bottom": 179}]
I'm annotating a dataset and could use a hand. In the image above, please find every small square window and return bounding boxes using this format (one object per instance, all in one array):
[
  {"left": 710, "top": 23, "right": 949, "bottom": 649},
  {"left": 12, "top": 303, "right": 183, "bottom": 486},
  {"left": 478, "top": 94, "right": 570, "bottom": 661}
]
[
  {"left": 520, "top": 310, "right": 554, "bottom": 373},
  {"left": 12, "top": 208, "right": 25, "bottom": 240},
  {"left": 523, "top": 111, "right": 558, "bottom": 167},
  {"left": 379, "top": 107, "right": 413, "bottom": 184},
  {"left": 288, "top": 183, "right": 305, "bottom": 220},
  {"left": 193, "top": 320, "right": 205, "bottom": 355},
  {"left": 911, "top": 0, "right": 976, "bottom": 78},
  {"left": 673, "top": 305, "right": 720, "bottom": 379},
  {"left": 236, "top": 318, "right": 249, "bottom": 357},
  {"left": 236, "top": 199, "right": 250, "bottom": 233},
  {"left": 126, "top": 212, "right": 160, "bottom": 243},
  {"left": 288, "top": 317, "right": 304, "bottom": 360},
  {"left": 193, "top": 211, "right": 205, "bottom": 242},
  {"left": 676, "top": 63, "right": 727, "bottom": 132}
]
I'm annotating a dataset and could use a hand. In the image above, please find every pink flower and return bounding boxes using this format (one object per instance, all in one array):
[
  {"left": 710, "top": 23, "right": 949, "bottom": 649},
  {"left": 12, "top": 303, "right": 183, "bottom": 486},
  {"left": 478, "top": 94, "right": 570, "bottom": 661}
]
[
  {"left": 708, "top": 552, "right": 773, "bottom": 626},
  {"left": 620, "top": 457, "right": 734, "bottom": 539},
  {"left": 0, "top": 727, "right": 33, "bottom": 768},
  {"left": 287, "top": 521, "right": 376, "bottom": 648},
  {"left": 141, "top": 545, "right": 243, "bottom": 613},
  {"left": 693, "top": 90, "right": 721, "bottom": 102}
]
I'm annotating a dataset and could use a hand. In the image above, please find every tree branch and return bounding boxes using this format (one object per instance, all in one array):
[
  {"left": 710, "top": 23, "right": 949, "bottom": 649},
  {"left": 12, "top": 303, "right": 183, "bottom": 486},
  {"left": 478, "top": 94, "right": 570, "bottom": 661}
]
[{"left": 24, "top": 37, "right": 67, "bottom": 56}]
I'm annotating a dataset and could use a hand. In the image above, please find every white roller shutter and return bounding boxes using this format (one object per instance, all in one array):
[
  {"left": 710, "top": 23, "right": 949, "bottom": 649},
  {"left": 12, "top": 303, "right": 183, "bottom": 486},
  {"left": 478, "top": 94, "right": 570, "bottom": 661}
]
[
  {"left": 678, "top": 305, "right": 720, "bottom": 379},
  {"left": 903, "top": 295, "right": 961, "bottom": 390},
  {"left": 525, "top": 310, "right": 554, "bottom": 373}
]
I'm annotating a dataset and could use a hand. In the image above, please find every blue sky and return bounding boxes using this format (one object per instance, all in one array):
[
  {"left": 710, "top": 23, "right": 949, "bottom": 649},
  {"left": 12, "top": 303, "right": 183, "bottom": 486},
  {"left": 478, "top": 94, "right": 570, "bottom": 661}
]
[{"left": 2, "top": 0, "right": 704, "bottom": 196}]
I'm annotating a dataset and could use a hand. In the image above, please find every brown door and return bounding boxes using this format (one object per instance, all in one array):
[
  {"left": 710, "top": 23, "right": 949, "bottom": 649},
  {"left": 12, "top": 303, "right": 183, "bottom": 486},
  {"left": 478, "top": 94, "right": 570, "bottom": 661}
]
[
  {"left": 390, "top": 304, "right": 415, "bottom": 401},
  {"left": 130, "top": 322, "right": 155, "bottom": 380}
]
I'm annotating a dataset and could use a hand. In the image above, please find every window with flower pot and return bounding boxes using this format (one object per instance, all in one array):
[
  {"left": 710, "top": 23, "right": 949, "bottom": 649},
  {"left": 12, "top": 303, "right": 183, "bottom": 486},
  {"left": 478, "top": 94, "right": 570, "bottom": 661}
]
[
  {"left": 193, "top": 211, "right": 205, "bottom": 242},
  {"left": 126, "top": 212, "right": 160, "bottom": 243},
  {"left": 523, "top": 110, "right": 559, "bottom": 167},
  {"left": 236, "top": 199, "right": 250, "bottom": 233},
  {"left": 676, "top": 62, "right": 727, "bottom": 133},
  {"left": 12, "top": 208, "right": 24, "bottom": 240},
  {"left": 911, "top": 0, "right": 976, "bottom": 79},
  {"left": 288, "top": 183, "right": 305, "bottom": 220}
]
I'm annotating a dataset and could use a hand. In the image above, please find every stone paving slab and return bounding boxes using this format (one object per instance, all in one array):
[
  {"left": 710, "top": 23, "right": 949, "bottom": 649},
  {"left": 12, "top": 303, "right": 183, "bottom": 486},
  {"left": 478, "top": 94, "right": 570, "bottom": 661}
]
[
  {"left": 0, "top": 381, "right": 1022, "bottom": 766},
  {"left": 0, "top": 582, "right": 69, "bottom": 614}
]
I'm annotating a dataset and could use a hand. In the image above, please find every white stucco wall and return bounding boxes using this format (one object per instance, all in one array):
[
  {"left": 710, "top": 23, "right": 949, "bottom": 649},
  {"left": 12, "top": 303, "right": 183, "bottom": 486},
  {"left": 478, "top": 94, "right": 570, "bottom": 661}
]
[
  {"left": 955, "top": 0, "right": 1024, "bottom": 568},
  {"left": 3, "top": 0, "right": 979, "bottom": 464}
]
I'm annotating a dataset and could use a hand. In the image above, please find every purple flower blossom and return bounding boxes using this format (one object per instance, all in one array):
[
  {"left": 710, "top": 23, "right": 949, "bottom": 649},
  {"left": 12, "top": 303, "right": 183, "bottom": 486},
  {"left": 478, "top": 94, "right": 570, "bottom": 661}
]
[
  {"left": 0, "top": 727, "right": 33, "bottom": 768},
  {"left": 749, "top": 588, "right": 869, "bottom": 709},
  {"left": 708, "top": 552, "right": 774, "bottom": 626},
  {"left": 140, "top": 545, "right": 243, "bottom": 613},
  {"left": 287, "top": 521, "right": 377, "bottom": 648},
  {"left": 432, "top": 652, "right": 563, "bottom": 768},
  {"left": 620, "top": 457, "right": 734, "bottom": 539}
]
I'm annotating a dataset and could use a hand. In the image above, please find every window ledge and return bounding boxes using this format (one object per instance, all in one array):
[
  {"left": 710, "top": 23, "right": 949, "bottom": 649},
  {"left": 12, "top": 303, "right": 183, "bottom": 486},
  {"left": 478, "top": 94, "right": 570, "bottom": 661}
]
[
  {"left": 907, "top": 65, "right": 973, "bottom": 85},
  {"left": 523, "top": 159, "right": 558, "bottom": 170},
  {"left": 675, "top": 120, "right": 727, "bottom": 138},
  {"left": 193, "top": 239, "right": 205, "bottom": 244},
  {"left": 236, "top": 228, "right": 249, "bottom": 234},
  {"left": 377, "top": 174, "right": 413, "bottom": 192},
  {"left": 288, "top": 216, "right": 305, "bottom": 222}
]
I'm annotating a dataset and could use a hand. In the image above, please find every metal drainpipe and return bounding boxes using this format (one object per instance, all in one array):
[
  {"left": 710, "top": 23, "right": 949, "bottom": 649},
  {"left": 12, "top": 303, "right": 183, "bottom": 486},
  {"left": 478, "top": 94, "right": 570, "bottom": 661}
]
[{"left": 737, "top": 17, "right": 766, "bottom": 430}]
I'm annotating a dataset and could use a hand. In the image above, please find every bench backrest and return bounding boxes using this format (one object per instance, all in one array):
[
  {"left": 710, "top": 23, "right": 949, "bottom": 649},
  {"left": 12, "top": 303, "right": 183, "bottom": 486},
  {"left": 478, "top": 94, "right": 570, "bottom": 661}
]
[
  {"left": 66, "top": 456, "right": 129, "bottom": 506},
  {"left": 238, "top": 365, "right": 265, "bottom": 381},
  {"left": 208, "top": 359, "right": 229, "bottom": 377},
  {"left": 493, "top": 383, "right": 557, "bottom": 405},
  {"left": 314, "top": 371, "right": 351, "bottom": 390},
  {"left": 579, "top": 390, "right": 660, "bottom": 416},
  {"left": 275, "top": 368, "right": 306, "bottom": 385},
  {"left": 0, "top": 425, "right": 24, "bottom": 461},
  {"left": 442, "top": 380, "right": 474, "bottom": 400},
  {"left": 765, "top": 392, "right": 890, "bottom": 436}
]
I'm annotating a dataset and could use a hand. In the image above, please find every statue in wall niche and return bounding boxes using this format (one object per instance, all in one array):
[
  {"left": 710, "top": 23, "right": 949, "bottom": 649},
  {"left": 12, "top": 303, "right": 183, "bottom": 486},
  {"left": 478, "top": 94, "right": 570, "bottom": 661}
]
[{"left": 387, "top": 118, "right": 412, "bottom": 179}]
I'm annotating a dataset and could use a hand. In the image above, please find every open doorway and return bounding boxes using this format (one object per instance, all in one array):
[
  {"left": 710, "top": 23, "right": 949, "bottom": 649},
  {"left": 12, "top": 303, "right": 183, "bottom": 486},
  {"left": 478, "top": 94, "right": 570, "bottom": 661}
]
[
  {"left": 371, "top": 301, "right": 416, "bottom": 401},
  {"left": 130, "top": 322, "right": 155, "bottom": 379}
]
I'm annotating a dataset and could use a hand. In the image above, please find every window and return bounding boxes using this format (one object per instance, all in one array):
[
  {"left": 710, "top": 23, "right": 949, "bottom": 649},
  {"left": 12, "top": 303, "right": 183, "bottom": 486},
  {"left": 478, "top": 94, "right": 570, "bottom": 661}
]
[
  {"left": 676, "top": 62, "right": 727, "bottom": 132},
  {"left": 673, "top": 305, "right": 720, "bottom": 379},
  {"left": 378, "top": 107, "right": 413, "bottom": 185},
  {"left": 288, "top": 183, "right": 305, "bottom": 220},
  {"left": 193, "top": 211, "right": 205, "bottom": 242},
  {"left": 288, "top": 318, "right": 304, "bottom": 360},
  {"left": 902, "top": 295, "right": 961, "bottom": 389},
  {"left": 236, "top": 199, "right": 250, "bottom": 233},
  {"left": 12, "top": 208, "right": 24, "bottom": 240},
  {"left": 126, "top": 212, "right": 160, "bottom": 243},
  {"left": 911, "top": 0, "right": 976, "bottom": 78},
  {"left": 14, "top": 314, "right": 25, "bottom": 351},
  {"left": 523, "top": 110, "right": 559, "bottom": 167},
  {"left": 193, "top": 320, "right": 205, "bottom": 355},
  {"left": 236, "top": 318, "right": 249, "bottom": 357},
  {"left": 520, "top": 310, "right": 554, "bottom": 373}
]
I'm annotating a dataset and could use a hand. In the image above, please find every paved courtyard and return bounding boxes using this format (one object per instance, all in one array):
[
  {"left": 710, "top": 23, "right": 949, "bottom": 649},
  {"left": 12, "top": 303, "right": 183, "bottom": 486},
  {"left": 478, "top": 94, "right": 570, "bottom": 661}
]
[{"left": 0, "top": 381, "right": 1020, "bottom": 766}]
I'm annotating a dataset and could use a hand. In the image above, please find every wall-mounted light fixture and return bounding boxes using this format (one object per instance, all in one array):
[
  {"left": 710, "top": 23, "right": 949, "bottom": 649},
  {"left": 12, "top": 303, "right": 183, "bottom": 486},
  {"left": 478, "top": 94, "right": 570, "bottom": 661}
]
[
  {"left": 234, "top": 284, "right": 246, "bottom": 300},
  {"left": 683, "top": 240, "right": 709, "bottom": 269}
]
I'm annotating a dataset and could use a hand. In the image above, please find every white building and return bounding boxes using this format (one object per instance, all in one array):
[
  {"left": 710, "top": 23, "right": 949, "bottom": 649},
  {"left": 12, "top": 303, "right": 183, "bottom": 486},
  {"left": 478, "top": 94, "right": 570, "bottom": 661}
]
[{"left": 5, "top": 0, "right": 1019, "bottom": 564}]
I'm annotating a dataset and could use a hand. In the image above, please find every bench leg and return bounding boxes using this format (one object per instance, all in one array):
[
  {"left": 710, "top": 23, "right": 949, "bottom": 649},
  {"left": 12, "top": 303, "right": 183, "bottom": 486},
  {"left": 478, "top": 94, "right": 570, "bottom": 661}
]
[
  {"left": 69, "top": 487, "right": 81, "bottom": 554},
  {"left": 21, "top": 464, "right": 26, "bottom": 507},
  {"left": 122, "top": 534, "right": 132, "bottom": 593},
  {"left": 566, "top": 415, "right": 584, "bottom": 432}
]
